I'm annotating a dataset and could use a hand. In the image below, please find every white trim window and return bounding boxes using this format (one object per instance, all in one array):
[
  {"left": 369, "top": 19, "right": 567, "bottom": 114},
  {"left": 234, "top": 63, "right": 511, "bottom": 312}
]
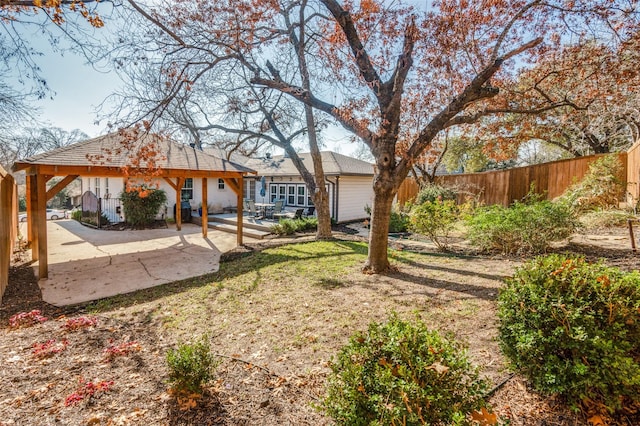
[
  {"left": 218, "top": 178, "right": 225, "bottom": 190},
  {"left": 181, "top": 178, "right": 193, "bottom": 200}
]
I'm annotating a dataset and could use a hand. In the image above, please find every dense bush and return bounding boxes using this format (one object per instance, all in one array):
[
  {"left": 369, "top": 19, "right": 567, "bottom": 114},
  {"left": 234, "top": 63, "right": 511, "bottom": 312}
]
[
  {"left": 562, "top": 154, "right": 625, "bottom": 212},
  {"left": 499, "top": 255, "right": 640, "bottom": 412},
  {"left": 270, "top": 217, "right": 318, "bottom": 235},
  {"left": 466, "top": 196, "right": 577, "bottom": 255},
  {"left": 389, "top": 208, "right": 410, "bottom": 233},
  {"left": 409, "top": 199, "right": 458, "bottom": 250},
  {"left": 414, "top": 183, "right": 457, "bottom": 205},
  {"left": 120, "top": 186, "right": 167, "bottom": 228},
  {"left": 166, "top": 335, "right": 218, "bottom": 395},
  {"left": 323, "top": 315, "right": 488, "bottom": 425}
]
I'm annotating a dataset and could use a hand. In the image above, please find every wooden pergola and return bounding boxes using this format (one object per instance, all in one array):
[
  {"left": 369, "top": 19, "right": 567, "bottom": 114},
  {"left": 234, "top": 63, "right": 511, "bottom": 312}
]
[{"left": 13, "top": 134, "right": 255, "bottom": 280}]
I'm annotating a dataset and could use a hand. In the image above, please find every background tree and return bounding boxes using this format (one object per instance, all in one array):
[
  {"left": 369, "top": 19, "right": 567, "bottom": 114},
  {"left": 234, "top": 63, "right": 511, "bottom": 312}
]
[
  {"left": 106, "top": 0, "right": 336, "bottom": 239},
  {"left": 475, "top": 35, "right": 640, "bottom": 158},
  {"left": 0, "top": 126, "right": 88, "bottom": 169}
]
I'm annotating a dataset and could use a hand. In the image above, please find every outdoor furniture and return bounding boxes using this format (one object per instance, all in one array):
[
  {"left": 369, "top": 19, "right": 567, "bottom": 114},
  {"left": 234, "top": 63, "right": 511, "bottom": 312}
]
[
  {"left": 267, "top": 199, "right": 284, "bottom": 219},
  {"left": 247, "top": 200, "right": 262, "bottom": 218},
  {"left": 255, "top": 202, "right": 275, "bottom": 218},
  {"left": 304, "top": 206, "right": 315, "bottom": 217},
  {"left": 293, "top": 208, "right": 304, "bottom": 219}
]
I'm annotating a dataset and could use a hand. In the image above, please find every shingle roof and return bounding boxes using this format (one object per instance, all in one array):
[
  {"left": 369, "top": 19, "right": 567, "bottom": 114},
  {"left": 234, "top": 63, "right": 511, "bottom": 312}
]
[
  {"left": 243, "top": 151, "right": 374, "bottom": 177},
  {"left": 14, "top": 133, "right": 254, "bottom": 174}
]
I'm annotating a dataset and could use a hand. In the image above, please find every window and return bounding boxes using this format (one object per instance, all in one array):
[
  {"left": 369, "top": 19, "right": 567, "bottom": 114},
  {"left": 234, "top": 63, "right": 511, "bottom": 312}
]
[
  {"left": 287, "top": 185, "right": 296, "bottom": 205},
  {"left": 105, "top": 178, "right": 109, "bottom": 197},
  {"left": 244, "top": 179, "right": 256, "bottom": 200},
  {"left": 95, "top": 178, "right": 101, "bottom": 197},
  {"left": 297, "top": 185, "right": 306, "bottom": 206},
  {"left": 270, "top": 185, "right": 278, "bottom": 202},
  {"left": 278, "top": 185, "right": 286, "bottom": 202},
  {"left": 218, "top": 178, "right": 225, "bottom": 190},
  {"left": 181, "top": 178, "right": 193, "bottom": 200}
]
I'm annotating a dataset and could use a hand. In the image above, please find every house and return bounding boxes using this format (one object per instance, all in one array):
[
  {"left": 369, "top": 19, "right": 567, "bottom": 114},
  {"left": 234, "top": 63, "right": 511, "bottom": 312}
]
[{"left": 240, "top": 151, "right": 375, "bottom": 223}]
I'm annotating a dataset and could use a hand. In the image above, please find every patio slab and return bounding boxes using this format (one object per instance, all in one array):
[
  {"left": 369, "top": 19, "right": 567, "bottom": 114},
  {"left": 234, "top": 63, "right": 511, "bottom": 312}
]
[{"left": 28, "top": 220, "right": 256, "bottom": 307}]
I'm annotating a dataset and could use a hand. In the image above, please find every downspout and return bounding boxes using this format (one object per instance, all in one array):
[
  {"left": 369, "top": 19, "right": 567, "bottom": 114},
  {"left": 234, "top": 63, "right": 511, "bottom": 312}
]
[
  {"left": 325, "top": 177, "right": 337, "bottom": 221},
  {"left": 335, "top": 176, "right": 339, "bottom": 223}
]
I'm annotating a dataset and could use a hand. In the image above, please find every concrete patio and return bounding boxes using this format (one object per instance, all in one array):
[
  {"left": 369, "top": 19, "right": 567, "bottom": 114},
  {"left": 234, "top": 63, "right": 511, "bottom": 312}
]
[{"left": 23, "top": 219, "right": 258, "bottom": 306}]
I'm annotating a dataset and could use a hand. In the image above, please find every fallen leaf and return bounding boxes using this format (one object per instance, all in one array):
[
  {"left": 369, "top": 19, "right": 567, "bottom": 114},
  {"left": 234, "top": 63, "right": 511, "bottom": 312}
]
[
  {"left": 470, "top": 407, "right": 498, "bottom": 425},
  {"left": 588, "top": 415, "right": 605, "bottom": 426}
]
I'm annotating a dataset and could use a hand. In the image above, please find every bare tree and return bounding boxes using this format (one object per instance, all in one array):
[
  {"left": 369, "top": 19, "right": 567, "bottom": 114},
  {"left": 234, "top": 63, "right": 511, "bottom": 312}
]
[{"left": 102, "top": 0, "right": 638, "bottom": 273}]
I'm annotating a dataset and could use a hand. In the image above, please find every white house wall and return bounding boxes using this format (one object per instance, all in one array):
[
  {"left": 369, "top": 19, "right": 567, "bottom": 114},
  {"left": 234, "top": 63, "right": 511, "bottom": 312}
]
[
  {"left": 82, "top": 176, "right": 238, "bottom": 221},
  {"left": 336, "top": 176, "right": 374, "bottom": 222}
]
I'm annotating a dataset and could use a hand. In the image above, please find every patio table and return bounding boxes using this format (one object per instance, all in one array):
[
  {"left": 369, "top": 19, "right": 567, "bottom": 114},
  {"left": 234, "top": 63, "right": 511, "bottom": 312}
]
[{"left": 255, "top": 202, "right": 275, "bottom": 218}]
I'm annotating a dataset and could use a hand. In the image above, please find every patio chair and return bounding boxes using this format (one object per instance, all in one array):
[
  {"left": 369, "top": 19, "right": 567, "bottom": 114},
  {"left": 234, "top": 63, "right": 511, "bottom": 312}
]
[
  {"left": 304, "top": 206, "right": 315, "bottom": 217},
  {"left": 247, "top": 200, "right": 262, "bottom": 218},
  {"left": 268, "top": 199, "right": 284, "bottom": 219},
  {"left": 293, "top": 208, "right": 304, "bottom": 219},
  {"left": 243, "top": 199, "right": 251, "bottom": 216}
]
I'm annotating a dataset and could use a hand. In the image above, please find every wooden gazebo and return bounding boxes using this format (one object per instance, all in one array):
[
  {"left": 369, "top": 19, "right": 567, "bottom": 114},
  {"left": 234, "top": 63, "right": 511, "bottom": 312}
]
[{"left": 13, "top": 133, "right": 255, "bottom": 279}]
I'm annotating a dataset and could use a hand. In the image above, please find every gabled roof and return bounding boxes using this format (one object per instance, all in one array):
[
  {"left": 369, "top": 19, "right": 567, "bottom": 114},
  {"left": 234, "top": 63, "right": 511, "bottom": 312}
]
[
  {"left": 243, "top": 151, "right": 374, "bottom": 177},
  {"left": 13, "top": 133, "right": 255, "bottom": 176}
]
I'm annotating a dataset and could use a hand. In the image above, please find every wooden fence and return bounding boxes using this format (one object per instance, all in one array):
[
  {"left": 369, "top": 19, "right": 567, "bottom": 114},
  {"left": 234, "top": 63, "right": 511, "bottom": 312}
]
[
  {"left": 0, "top": 165, "right": 18, "bottom": 304},
  {"left": 397, "top": 152, "right": 629, "bottom": 207},
  {"left": 626, "top": 141, "right": 640, "bottom": 207}
]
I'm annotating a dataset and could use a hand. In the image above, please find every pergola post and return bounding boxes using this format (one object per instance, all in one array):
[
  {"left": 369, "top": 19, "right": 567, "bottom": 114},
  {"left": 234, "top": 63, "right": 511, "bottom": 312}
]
[
  {"left": 36, "top": 174, "right": 48, "bottom": 279},
  {"left": 201, "top": 178, "right": 208, "bottom": 238},
  {"left": 223, "top": 177, "right": 244, "bottom": 246},
  {"left": 26, "top": 175, "right": 36, "bottom": 249},
  {"left": 175, "top": 177, "right": 184, "bottom": 231},
  {"left": 236, "top": 187, "right": 243, "bottom": 246}
]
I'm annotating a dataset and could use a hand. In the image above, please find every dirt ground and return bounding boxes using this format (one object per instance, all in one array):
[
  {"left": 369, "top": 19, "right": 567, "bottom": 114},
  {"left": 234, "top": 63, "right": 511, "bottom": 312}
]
[{"left": 1, "top": 226, "right": 638, "bottom": 426}]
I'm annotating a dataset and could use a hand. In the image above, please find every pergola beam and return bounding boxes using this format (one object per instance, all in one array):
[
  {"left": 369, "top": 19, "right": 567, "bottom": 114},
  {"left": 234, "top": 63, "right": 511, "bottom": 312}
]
[{"left": 46, "top": 175, "right": 78, "bottom": 201}]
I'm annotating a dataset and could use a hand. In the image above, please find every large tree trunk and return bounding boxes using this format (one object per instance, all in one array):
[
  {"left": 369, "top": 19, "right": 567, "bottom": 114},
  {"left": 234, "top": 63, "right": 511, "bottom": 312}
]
[
  {"left": 311, "top": 186, "right": 332, "bottom": 239},
  {"left": 363, "top": 148, "right": 401, "bottom": 274},
  {"left": 363, "top": 166, "right": 397, "bottom": 273}
]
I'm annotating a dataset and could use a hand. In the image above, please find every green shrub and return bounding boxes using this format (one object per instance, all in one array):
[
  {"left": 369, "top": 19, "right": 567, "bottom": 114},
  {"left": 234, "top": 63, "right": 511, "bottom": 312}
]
[
  {"left": 415, "top": 183, "right": 457, "bottom": 205},
  {"left": 120, "top": 186, "right": 167, "bottom": 228},
  {"left": 409, "top": 199, "right": 459, "bottom": 250},
  {"left": 270, "top": 217, "right": 318, "bottom": 235},
  {"left": 466, "top": 197, "right": 577, "bottom": 255},
  {"left": 562, "top": 154, "right": 625, "bottom": 212},
  {"left": 389, "top": 208, "right": 410, "bottom": 233},
  {"left": 323, "top": 315, "right": 488, "bottom": 425},
  {"left": 499, "top": 255, "right": 640, "bottom": 412},
  {"left": 71, "top": 209, "right": 82, "bottom": 221},
  {"left": 166, "top": 335, "right": 218, "bottom": 395}
]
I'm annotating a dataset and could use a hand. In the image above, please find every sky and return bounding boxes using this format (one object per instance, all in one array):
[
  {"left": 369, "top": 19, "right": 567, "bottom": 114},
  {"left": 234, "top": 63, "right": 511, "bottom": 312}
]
[
  {"left": 30, "top": 40, "right": 121, "bottom": 138},
  {"left": 5, "top": 3, "right": 372, "bottom": 159},
  {"left": 24, "top": 38, "right": 359, "bottom": 156}
]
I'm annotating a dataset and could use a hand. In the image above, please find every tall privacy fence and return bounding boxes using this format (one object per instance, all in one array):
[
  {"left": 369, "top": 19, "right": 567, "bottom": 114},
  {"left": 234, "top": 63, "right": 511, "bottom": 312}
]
[
  {"left": 0, "top": 165, "right": 18, "bottom": 303},
  {"left": 398, "top": 150, "right": 635, "bottom": 208}
]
